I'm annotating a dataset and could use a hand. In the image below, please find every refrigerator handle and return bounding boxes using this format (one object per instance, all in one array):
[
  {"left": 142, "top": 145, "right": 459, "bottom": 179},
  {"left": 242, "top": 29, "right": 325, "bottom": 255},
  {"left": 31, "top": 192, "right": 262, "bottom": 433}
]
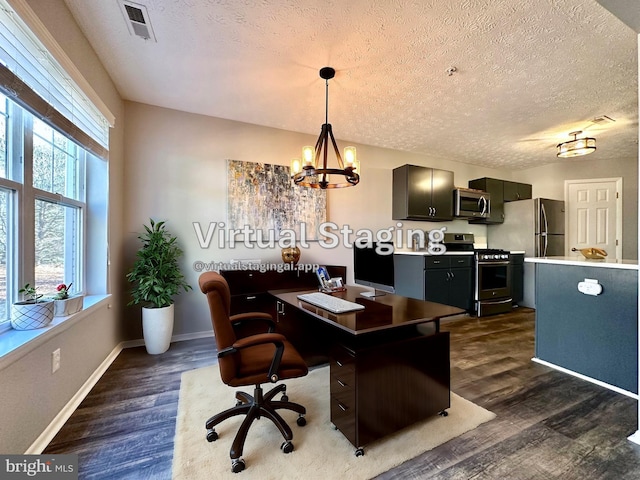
[{"left": 541, "top": 203, "right": 549, "bottom": 256}]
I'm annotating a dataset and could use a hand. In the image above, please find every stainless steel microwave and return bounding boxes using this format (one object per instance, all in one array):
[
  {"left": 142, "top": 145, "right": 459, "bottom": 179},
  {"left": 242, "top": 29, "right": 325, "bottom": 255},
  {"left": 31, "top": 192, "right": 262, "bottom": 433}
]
[{"left": 454, "top": 188, "right": 490, "bottom": 218}]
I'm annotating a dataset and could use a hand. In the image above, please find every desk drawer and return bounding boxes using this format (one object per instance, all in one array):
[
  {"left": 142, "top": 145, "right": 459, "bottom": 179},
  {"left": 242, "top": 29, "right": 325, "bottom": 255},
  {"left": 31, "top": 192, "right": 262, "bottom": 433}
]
[{"left": 331, "top": 390, "right": 356, "bottom": 446}]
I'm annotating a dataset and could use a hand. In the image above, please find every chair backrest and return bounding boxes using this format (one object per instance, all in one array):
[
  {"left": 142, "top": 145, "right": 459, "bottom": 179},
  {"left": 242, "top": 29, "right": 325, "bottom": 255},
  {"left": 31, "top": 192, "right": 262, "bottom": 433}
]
[{"left": 199, "top": 272, "right": 238, "bottom": 383}]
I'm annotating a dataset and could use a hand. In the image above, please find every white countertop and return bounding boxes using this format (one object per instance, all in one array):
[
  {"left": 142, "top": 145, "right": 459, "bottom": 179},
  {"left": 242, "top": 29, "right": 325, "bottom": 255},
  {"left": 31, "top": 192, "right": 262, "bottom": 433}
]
[
  {"left": 525, "top": 256, "right": 639, "bottom": 270},
  {"left": 394, "top": 250, "right": 474, "bottom": 256},
  {"left": 395, "top": 249, "right": 525, "bottom": 256}
]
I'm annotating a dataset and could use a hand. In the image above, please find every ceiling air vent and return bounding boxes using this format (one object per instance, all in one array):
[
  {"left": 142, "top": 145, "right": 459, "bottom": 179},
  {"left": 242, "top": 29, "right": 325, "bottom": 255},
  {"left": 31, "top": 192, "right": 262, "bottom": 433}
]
[{"left": 118, "top": 1, "right": 157, "bottom": 42}]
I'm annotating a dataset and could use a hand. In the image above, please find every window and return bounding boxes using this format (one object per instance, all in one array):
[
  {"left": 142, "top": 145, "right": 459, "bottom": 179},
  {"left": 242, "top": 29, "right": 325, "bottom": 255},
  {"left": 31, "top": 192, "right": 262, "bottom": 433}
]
[{"left": 0, "top": 91, "right": 87, "bottom": 329}]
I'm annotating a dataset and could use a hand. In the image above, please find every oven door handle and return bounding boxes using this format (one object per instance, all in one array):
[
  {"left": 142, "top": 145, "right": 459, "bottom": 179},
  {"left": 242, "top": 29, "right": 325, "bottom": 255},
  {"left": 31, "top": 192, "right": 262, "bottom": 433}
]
[
  {"left": 476, "top": 261, "right": 510, "bottom": 266},
  {"left": 482, "top": 298, "right": 513, "bottom": 305}
]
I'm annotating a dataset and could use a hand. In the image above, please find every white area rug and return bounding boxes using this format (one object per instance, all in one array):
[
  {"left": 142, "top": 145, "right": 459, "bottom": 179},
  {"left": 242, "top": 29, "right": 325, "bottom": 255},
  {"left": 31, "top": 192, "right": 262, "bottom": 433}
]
[{"left": 173, "top": 365, "right": 495, "bottom": 479}]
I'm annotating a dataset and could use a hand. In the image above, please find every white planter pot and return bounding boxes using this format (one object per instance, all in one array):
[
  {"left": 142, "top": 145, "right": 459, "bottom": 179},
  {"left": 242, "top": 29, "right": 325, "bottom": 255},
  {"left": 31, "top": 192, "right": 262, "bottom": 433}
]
[
  {"left": 11, "top": 301, "right": 55, "bottom": 330},
  {"left": 54, "top": 295, "right": 84, "bottom": 317},
  {"left": 142, "top": 304, "right": 174, "bottom": 354}
]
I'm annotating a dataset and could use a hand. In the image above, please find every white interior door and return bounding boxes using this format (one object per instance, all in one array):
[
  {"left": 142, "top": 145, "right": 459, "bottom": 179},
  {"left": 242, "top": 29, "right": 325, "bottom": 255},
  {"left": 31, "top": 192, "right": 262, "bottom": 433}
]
[{"left": 565, "top": 178, "right": 622, "bottom": 259}]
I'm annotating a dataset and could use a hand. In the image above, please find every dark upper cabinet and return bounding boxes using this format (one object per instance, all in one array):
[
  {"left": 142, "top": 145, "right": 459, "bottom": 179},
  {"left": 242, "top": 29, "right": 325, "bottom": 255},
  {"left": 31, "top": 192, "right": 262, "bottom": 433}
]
[
  {"left": 468, "top": 178, "right": 532, "bottom": 224},
  {"left": 468, "top": 177, "right": 505, "bottom": 224},
  {"left": 393, "top": 165, "right": 454, "bottom": 221},
  {"left": 503, "top": 181, "right": 532, "bottom": 202}
]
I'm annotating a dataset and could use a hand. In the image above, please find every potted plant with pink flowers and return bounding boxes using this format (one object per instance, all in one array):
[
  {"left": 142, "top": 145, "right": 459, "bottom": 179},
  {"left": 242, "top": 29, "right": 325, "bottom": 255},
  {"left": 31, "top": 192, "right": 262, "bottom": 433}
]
[{"left": 53, "top": 282, "right": 84, "bottom": 317}]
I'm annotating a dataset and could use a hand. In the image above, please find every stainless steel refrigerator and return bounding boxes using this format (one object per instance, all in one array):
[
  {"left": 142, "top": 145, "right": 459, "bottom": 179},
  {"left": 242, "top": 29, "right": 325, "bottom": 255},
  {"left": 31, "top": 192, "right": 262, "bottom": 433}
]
[{"left": 487, "top": 198, "right": 565, "bottom": 307}]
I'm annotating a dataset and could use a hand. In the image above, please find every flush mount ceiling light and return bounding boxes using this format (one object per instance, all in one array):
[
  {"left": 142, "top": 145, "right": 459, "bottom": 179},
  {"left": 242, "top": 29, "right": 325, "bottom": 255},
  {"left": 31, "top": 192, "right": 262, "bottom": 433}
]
[
  {"left": 290, "top": 67, "right": 360, "bottom": 189},
  {"left": 557, "top": 131, "right": 596, "bottom": 158}
]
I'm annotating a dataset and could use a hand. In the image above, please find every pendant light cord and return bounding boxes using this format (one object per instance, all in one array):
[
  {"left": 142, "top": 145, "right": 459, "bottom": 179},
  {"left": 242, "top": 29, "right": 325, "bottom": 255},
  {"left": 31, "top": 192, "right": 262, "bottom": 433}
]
[{"left": 325, "top": 78, "right": 329, "bottom": 125}]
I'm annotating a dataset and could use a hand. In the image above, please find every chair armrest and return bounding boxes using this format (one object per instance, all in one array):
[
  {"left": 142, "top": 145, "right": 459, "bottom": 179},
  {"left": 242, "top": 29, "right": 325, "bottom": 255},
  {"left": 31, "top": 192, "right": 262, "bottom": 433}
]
[
  {"left": 218, "top": 333, "right": 286, "bottom": 383},
  {"left": 230, "top": 312, "right": 275, "bottom": 333}
]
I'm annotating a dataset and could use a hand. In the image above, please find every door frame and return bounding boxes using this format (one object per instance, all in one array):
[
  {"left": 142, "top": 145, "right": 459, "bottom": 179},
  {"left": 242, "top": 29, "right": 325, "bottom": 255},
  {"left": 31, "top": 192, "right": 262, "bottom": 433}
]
[{"left": 564, "top": 177, "right": 623, "bottom": 259}]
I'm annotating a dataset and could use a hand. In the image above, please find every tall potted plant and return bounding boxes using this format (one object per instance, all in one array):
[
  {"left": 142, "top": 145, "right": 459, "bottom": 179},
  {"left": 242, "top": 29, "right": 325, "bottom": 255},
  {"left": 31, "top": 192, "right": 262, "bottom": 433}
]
[{"left": 126, "top": 219, "right": 192, "bottom": 354}]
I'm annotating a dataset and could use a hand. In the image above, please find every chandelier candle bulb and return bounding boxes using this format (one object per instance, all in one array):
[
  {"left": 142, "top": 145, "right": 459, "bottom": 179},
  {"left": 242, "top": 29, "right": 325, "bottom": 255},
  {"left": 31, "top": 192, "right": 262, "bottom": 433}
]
[
  {"left": 291, "top": 158, "right": 302, "bottom": 175},
  {"left": 344, "top": 146, "right": 357, "bottom": 169},
  {"left": 302, "top": 146, "right": 315, "bottom": 167}
]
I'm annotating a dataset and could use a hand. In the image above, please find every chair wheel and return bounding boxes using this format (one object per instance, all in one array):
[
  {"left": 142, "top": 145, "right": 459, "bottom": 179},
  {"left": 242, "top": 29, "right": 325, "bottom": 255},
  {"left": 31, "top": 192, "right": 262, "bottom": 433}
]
[
  {"left": 439, "top": 410, "right": 449, "bottom": 417},
  {"left": 206, "top": 429, "right": 218, "bottom": 442},
  {"left": 296, "top": 415, "right": 306, "bottom": 427},
  {"left": 281, "top": 394, "right": 288, "bottom": 402},
  {"left": 355, "top": 447, "right": 365, "bottom": 457},
  {"left": 281, "top": 441, "right": 294, "bottom": 454},
  {"left": 231, "top": 458, "right": 245, "bottom": 473}
]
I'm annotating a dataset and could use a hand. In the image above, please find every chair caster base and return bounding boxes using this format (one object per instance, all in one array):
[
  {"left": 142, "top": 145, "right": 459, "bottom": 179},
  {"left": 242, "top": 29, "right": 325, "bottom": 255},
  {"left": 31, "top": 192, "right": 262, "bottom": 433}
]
[
  {"left": 281, "top": 441, "right": 294, "bottom": 454},
  {"left": 206, "top": 429, "right": 218, "bottom": 442},
  {"left": 296, "top": 415, "right": 306, "bottom": 427},
  {"left": 439, "top": 410, "right": 449, "bottom": 417},
  {"left": 231, "top": 458, "right": 245, "bottom": 473},
  {"left": 355, "top": 447, "right": 365, "bottom": 457}
]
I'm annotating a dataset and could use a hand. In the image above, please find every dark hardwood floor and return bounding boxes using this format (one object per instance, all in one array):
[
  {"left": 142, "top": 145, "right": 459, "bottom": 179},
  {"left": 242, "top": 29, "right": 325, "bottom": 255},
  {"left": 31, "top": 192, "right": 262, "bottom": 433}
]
[{"left": 44, "top": 308, "right": 640, "bottom": 479}]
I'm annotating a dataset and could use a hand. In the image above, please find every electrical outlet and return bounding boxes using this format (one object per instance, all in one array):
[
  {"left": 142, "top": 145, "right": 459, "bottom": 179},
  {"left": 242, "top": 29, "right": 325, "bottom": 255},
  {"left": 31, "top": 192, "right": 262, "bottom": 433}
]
[{"left": 52, "top": 348, "right": 61, "bottom": 373}]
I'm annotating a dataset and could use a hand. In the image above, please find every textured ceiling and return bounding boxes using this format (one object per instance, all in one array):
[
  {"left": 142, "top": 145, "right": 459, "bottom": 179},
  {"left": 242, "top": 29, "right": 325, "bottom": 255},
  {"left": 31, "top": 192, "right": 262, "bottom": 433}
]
[{"left": 63, "top": 0, "right": 638, "bottom": 170}]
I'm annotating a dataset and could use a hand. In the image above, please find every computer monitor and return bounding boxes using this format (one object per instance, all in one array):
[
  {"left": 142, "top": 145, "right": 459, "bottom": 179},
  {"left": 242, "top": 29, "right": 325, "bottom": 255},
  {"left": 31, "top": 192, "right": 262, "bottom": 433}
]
[{"left": 353, "top": 241, "right": 395, "bottom": 297}]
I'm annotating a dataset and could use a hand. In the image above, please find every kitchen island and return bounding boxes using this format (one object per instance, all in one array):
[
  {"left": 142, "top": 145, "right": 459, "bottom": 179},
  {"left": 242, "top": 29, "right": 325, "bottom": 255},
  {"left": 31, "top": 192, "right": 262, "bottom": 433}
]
[{"left": 525, "top": 256, "right": 638, "bottom": 396}]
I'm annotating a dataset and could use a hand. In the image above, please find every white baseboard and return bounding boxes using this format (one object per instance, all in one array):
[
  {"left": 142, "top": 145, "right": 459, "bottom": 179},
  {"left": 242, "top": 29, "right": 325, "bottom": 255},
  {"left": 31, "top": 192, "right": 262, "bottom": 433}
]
[
  {"left": 25, "top": 343, "right": 124, "bottom": 454},
  {"left": 26, "top": 331, "right": 215, "bottom": 453},
  {"left": 628, "top": 431, "right": 640, "bottom": 445},
  {"left": 531, "top": 357, "right": 638, "bottom": 400},
  {"left": 121, "top": 330, "right": 214, "bottom": 350}
]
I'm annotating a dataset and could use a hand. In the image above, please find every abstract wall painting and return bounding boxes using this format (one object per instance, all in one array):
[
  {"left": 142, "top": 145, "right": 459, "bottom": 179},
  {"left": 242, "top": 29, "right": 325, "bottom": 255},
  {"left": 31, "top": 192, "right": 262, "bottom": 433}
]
[{"left": 226, "top": 160, "right": 326, "bottom": 240}]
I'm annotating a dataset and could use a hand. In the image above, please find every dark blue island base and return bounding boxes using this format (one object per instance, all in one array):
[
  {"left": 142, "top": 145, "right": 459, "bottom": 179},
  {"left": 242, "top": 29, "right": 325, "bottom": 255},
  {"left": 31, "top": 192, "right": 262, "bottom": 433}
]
[{"left": 533, "top": 261, "right": 638, "bottom": 395}]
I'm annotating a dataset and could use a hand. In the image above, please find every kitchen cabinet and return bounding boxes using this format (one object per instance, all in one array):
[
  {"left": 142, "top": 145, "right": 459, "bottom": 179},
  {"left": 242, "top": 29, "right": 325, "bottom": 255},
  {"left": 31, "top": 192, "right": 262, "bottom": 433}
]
[
  {"left": 393, "top": 165, "right": 454, "bottom": 221},
  {"left": 393, "top": 254, "right": 473, "bottom": 311},
  {"left": 468, "top": 178, "right": 532, "bottom": 224},
  {"left": 468, "top": 177, "right": 504, "bottom": 224},
  {"left": 503, "top": 181, "right": 532, "bottom": 202},
  {"left": 509, "top": 253, "right": 524, "bottom": 305}
]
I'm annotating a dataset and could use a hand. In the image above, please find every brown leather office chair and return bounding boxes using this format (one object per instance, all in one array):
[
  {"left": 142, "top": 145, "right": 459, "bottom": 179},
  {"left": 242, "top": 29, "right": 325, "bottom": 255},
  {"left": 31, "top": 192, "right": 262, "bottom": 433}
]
[{"left": 199, "top": 272, "right": 308, "bottom": 473}]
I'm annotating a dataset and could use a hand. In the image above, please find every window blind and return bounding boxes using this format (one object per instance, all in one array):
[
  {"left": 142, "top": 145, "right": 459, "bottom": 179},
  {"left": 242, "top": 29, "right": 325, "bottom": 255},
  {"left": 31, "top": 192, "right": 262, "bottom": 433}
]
[{"left": 0, "top": 0, "right": 112, "bottom": 158}]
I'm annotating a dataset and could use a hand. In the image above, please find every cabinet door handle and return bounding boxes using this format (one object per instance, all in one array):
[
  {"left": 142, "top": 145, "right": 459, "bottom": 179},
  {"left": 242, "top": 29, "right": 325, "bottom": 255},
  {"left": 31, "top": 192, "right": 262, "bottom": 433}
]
[
  {"left": 337, "top": 401, "right": 348, "bottom": 411},
  {"left": 246, "top": 295, "right": 256, "bottom": 300},
  {"left": 337, "top": 379, "right": 347, "bottom": 387}
]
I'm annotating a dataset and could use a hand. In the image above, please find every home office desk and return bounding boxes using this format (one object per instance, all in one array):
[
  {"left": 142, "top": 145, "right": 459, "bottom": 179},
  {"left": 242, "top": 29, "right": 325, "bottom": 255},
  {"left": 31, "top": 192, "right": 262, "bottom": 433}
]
[{"left": 270, "top": 286, "right": 464, "bottom": 454}]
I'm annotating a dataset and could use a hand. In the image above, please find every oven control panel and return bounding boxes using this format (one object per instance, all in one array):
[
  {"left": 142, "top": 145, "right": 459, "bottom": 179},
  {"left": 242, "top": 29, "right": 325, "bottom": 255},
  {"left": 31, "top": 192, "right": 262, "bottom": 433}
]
[{"left": 477, "top": 252, "right": 509, "bottom": 261}]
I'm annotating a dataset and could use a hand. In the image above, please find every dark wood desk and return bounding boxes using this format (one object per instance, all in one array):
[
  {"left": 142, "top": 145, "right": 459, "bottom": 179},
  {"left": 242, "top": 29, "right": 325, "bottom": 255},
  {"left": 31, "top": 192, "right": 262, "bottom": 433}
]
[{"left": 271, "top": 286, "right": 464, "bottom": 454}]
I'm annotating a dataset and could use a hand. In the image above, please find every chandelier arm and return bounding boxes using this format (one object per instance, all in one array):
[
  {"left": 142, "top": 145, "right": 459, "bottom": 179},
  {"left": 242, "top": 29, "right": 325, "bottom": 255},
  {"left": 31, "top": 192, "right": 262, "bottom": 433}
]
[
  {"left": 321, "top": 128, "right": 330, "bottom": 186},
  {"left": 326, "top": 124, "right": 345, "bottom": 169}
]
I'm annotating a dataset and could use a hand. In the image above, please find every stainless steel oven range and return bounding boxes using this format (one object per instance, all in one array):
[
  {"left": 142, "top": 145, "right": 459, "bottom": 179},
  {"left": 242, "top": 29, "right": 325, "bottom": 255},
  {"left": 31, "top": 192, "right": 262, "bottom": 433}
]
[{"left": 474, "top": 249, "right": 512, "bottom": 316}]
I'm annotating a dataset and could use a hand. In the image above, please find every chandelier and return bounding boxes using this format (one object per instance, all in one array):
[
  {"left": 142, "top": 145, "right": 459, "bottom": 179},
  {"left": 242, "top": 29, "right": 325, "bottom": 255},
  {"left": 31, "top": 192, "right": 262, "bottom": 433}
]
[
  {"left": 290, "top": 67, "right": 360, "bottom": 189},
  {"left": 557, "top": 131, "right": 596, "bottom": 158}
]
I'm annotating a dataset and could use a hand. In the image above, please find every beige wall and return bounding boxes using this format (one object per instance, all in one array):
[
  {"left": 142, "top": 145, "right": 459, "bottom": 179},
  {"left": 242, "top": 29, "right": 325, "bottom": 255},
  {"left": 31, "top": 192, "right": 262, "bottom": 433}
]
[
  {"left": 0, "top": 0, "right": 125, "bottom": 454},
  {"left": 122, "top": 101, "right": 504, "bottom": 339},
  {"left": 512, "top": 154, "right": 638, "bottom": 259}
]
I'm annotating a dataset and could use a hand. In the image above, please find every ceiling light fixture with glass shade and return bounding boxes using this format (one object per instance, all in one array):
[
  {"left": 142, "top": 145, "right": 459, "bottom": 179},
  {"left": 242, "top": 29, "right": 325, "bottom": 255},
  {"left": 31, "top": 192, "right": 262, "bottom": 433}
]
[
  {"left": 557, "top": 131, "right": 596, "bottom": 158},
  {"left": 290, "top": 67, "right": 360, "bottom": 189}
]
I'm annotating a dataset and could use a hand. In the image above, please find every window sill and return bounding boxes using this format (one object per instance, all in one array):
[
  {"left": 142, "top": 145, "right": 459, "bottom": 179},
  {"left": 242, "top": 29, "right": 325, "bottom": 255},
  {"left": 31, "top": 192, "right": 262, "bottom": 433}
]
[{"left": 0, "top": 295, "right": 111, "bottom": 370}]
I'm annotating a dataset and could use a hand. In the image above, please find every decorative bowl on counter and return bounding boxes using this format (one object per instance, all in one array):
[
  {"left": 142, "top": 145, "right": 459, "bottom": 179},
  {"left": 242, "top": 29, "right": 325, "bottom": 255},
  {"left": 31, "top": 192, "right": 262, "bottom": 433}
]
[{"left": 571, "top": 247, "right": 607, "bottom": 260}]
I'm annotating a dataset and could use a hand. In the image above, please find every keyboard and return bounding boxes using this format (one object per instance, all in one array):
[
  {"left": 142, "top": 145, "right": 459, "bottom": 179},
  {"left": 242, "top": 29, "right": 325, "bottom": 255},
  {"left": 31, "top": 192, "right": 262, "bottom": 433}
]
[{"left": 296, "top": 292, "right": 365, "bottom": 314}]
